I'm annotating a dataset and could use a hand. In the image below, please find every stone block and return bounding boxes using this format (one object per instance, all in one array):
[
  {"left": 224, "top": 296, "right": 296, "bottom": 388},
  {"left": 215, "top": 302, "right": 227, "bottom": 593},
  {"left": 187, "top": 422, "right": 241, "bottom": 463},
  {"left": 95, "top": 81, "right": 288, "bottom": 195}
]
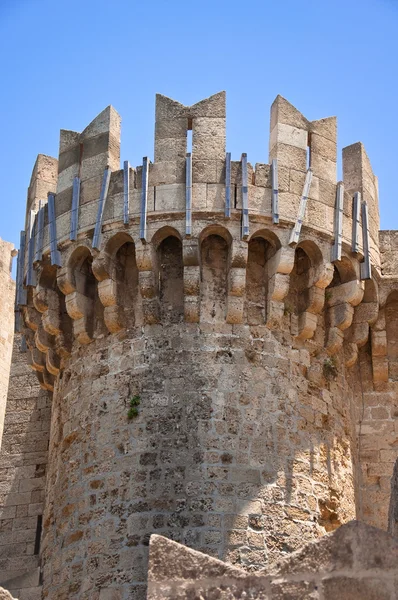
[
  {"left": 192, "top": 183, "right": 207, "bottom": 210},
  {"left": 254, "top": 164, "right": 271, "bottom": 187},
  {"left": 310, "top": 132, "right": 337, "bottom": 162},
  {"left": 270, "top": 123, "right": 308, "bottom": 151},
  {"left": 206, "top": 184, "right": 225, "bottom": 211},
  {"left": 270, "top": 95, "right": 309, "bottom": 131},
  {"left": 269, "top": 142, "right": 307, "bottom": 171},
  {"left": 192, "top": 160, "right": 218, "bottom": 184},
  {"left": 155, "top": 184, "right": 185, "bottom": 212},
  {"left": 192, "top": 134, "right": 225, "bottom": 161},
  {"left": 310, "top": 152, "right": 336, "bottom": 184}
]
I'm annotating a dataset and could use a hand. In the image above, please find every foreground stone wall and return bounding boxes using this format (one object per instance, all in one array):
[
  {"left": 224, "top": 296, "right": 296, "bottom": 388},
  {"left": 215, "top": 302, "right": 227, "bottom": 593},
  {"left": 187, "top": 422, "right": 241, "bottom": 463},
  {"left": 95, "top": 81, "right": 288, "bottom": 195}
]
[
  {"left": 0, "top": 239, "right": 16, "bottom": 449},
  {"left": 41, "top": 308, "right": 356, "bottom": 598},
  {"left": 0, "top": 335, "right": 50, "bottom": 599},
  {"left": 147, "top": 521, "right": 398, "bottom": 599}
]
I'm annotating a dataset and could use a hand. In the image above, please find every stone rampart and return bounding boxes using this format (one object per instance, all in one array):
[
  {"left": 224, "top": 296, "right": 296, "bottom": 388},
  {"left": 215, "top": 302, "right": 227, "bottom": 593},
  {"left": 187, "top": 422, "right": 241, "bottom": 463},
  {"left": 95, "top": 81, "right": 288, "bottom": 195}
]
[
  {"left": 7, "top": 92, "right": 398, "bottom": 599},
  {"left": 0, "top": 239, "right": 16, "bottom": 450}
]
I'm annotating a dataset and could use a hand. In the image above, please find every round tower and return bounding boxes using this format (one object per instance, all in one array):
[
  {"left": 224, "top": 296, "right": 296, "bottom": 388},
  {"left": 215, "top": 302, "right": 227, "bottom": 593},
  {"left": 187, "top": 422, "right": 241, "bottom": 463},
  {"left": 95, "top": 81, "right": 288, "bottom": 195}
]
[{"left": 16, "top": 92, "right": 393, "bottom": 600}]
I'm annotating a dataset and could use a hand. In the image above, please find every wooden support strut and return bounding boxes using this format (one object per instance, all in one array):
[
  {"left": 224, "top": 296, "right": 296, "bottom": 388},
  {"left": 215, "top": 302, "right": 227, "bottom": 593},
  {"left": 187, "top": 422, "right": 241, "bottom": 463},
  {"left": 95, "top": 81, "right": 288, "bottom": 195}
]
[
  {"left": 331, "top": 181, "right": 344, "bottom": 262},
  {"left": 34, "top": 200, "right": 45, "bottom": 263},
  {"left": 26, "top": 210, "right": 37, "bottom": 287},
  {"left": 289, "top": 168, "right": 312, "bottom": 247},
  {"left": 185, "top": 152, "right": 192, "bottom": 236},
  {"left": 16, "top": 231, "right": 27, "bottom": 307},
  {"left": 140, "top": 157, "right": 149, "bottom": 241},
  {"left": 123, "top": 160, "right": 130, "bottom": 225},
  {"left": 92, "top": 167, "right": 112, "bottom": 250},
  {"left": 47, "top": 193, "right": 62, "bottom": 267},
  {"left": 225, "top": 151, "right": 231, "bottom": 218},
  {"left": 241, "top": 153, "right": 249, "bottom": 239},
  {"left": 271, "top": 159, "right": 279, "bottom": 224},
  {"left": 352, "top": 191, "right": 361, "bottom": 253},
  {"left": 70, "top": 176, "right": 81, "bottom": 241},
  {"left": 360, "top": 200, "right": 371, "bottom": 280}
]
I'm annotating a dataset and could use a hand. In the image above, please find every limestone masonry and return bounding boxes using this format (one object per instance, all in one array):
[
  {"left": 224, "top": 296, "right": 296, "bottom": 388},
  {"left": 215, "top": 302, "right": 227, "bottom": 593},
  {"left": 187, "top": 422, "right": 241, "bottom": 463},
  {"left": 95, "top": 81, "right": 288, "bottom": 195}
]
[{"left": 0, "top": 92, "right": 397, "bottom": 599}]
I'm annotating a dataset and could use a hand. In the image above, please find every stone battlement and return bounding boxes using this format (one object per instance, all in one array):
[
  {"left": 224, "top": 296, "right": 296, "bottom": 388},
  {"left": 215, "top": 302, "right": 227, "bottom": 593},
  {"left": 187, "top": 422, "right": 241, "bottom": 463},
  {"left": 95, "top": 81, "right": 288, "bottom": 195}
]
[
  {"left": 4, "top": 92, "right": 398, "bottom": 599},
  {"left": 15, "top": 93, "right": 398, "bottom": 392},
  {"left": 21, "top": 93, "right": 382, "bottom": 270}
]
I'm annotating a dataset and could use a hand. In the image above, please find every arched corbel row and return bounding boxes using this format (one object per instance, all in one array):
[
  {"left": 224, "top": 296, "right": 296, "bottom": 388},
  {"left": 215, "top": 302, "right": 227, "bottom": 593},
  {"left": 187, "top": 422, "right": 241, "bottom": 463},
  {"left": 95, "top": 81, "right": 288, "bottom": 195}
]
[
  {"left": 226, "top": 239, "right": 247, "bottom": 324},
  {"left": 325, "top": 279, "right": 365, "bottom": 356},
  {"left": 371, "top": 309, "right": 388, "bottom": 383},
  {"left": 33, "top": 284, "right": 71, "bottom": 360},
  {"left": 93, "top": 247, "right": 125, "bottom": 334},
  {"left": 266, "top": 246, "right": 295, "bottom": 329},
  {"left": 183, "top": 239, "right": 200, "bottom": 323},
  {"left": 343, "top": 279, "right": 379, "bottom": 368},
  {"left": 57, "top": 246, "right": 96, "bottom": 345},
  {"left": 294, "top": 252, "right": 334, "bottom": 340},
  {"left": 135, "top": 242, "right": 160, "bottom": 325},
  {"left": 22, "top": 301, "right": 56, "bottom": 391}
]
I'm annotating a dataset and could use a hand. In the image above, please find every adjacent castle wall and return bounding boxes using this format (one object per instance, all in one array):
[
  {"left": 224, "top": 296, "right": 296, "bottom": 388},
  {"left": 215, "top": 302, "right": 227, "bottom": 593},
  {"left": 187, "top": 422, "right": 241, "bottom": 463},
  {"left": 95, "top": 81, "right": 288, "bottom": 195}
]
[
  {"left": 0, "top": 239, "right": 15, "bottom": 450},
  {"left": 0, "top": 335, "right": 50, "bottom": 600}
]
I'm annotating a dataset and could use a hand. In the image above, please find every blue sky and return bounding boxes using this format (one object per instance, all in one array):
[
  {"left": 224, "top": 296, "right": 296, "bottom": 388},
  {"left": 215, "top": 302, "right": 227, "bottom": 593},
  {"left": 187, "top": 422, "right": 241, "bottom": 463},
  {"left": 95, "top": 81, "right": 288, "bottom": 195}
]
[{"left": 1, "top": 0, "right": 397, "bottom": 248}]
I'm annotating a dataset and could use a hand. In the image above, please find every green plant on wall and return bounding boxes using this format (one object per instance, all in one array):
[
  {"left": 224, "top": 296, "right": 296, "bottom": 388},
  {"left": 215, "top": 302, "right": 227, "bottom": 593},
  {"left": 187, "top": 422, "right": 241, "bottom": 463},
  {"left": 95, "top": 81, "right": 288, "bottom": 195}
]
[
  {"left": 323, "top": 356, "right": 338, "bottom": 380},
  {"left": 127, "top": 395, "right": 141, "bottom": 420}
]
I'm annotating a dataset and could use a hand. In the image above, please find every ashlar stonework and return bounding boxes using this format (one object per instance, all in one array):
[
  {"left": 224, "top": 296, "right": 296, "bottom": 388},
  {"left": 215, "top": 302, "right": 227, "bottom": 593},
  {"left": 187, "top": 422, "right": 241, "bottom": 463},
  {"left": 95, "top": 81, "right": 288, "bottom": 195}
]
[{"left": 0, "top": 91, "right": 397, "bottom": 599}]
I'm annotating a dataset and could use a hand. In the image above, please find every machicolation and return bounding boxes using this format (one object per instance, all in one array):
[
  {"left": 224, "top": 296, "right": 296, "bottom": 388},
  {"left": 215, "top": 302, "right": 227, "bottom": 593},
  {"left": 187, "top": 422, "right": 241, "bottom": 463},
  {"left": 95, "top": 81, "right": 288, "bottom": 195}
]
[{"left": 0, "top": 91, "right": 397, "bottom": 599}]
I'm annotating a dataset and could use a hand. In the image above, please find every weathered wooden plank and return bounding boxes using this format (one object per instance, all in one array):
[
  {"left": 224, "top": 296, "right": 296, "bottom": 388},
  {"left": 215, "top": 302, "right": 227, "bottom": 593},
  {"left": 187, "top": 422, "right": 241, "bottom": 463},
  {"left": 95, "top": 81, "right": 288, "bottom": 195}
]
[
  {"left": 140, "top": 157, "right": 149, "bottom": 241},
  {"left": 26, "top": 210, "right": 37, "bottom": 286},
  {"left": 47, "top": 193, "right": 62, "bottom": 266},
  {"left": 271, "top": 159, "right": 279, "bottom": 224},
  {"left": 70, "top": 176, "right": 81, "bottom": 241},
  {"left": 352, "top": 191, "right": 361, "bottom": 253},
  {"left": 360, "top": 200, "right": 371, "bottom": 280},
  {"left": 123, "top": 160, "right": 130, "bottom": 225},
  {"left": 34, "top": 201, "right": 45, "bottom": 262},
  {"left": 289, "top": 168, "right": 313, "bottom": 247},
  {"left": 225, "top": 152, "right": 231, "bottom": 218},
  {"left": 186, "top": 153, "right": 192, "bottom": 236},
  {"left": 331, "top": 182, "right": 344, "bottom": 262},
  {"left": 16, "top": 230, "right": 27, "bottom": 306},
  {"left": 241, "top": 153, "right": 249, "bottom": 239},
  {"left": 92, "top": 167, "right": 112, "bottom": 250}
]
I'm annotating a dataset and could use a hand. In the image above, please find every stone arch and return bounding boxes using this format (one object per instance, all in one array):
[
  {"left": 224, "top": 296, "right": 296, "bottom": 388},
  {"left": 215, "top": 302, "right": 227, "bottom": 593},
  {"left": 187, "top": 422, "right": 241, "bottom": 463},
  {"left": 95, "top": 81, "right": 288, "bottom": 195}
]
[
  {"left": 97, "top": 232, "right": 141, "bottom": 331},
  {"left": 70, "top": 247, "right": 96, "bottom": 301},
  {"left": 199, "top": 224, "right": 233, "bottom": 246},
  {"left": 200, "top": 228, "right": 230, "bottom": 323},
  {"left": 63, "top": 246, "right": 103, "bottom": 344},
  {"left": 245, "top": 230, "right": 280, "bottom": 325},
  {"left": 285, "top": 246, "right": 313, "bottom": 317},
  {"left": 156, "top": 235, "right": 184, "bottom": 323},
  {"left": 284, "top": 240, "right": 325, "bottom": 339},
  {"left": 328, "top": 256, "right": 357, "bottom": 290},
  {"left": 385, "top": 291, "right": 398, "bottom": 380},
  {"left": 33, "top": 262, "right": 73, "bottom": 368},
  {"left": 151, "top": 225, "right": 183, "bottom": 248}
]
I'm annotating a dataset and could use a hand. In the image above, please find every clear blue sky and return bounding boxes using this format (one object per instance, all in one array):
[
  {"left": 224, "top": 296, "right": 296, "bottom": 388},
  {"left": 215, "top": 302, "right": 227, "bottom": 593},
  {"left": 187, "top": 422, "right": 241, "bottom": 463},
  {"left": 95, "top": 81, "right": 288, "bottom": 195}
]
[{"left": 1, "top": 0, "right": 397, "bottom": 249}]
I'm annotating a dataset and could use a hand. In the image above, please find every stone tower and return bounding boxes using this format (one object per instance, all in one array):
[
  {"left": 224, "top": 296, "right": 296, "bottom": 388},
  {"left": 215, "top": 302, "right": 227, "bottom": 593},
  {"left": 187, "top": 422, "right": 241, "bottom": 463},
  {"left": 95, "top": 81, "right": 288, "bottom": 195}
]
[{"left": 3, "top": 92, "right": 398, "bottom": 599}]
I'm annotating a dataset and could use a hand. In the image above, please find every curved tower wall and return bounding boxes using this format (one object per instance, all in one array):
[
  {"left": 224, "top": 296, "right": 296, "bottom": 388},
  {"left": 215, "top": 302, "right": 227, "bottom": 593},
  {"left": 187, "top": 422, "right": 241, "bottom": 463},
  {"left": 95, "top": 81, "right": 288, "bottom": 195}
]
[{"left": 13, "top": 92, "right": 398, "bottom": 599}]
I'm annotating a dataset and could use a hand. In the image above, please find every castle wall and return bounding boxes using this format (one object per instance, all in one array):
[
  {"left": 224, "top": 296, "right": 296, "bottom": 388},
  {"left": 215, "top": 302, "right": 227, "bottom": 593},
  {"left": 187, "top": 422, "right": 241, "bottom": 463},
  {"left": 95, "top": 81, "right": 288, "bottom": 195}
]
[
  {"left": 0, "top": 239, "right": 16, "bottom": 450},
  {"left": 41, "top": 245, "right": 357, "bottom": 598},
  {"left": 353, "top": 230, "right": 398, "bottom": 530},
  {"left": 10, "top": 92, "right": 398, "bottom": 599},
  {"left": 0, "top": 335, "right": 50, "bottom": 600}
]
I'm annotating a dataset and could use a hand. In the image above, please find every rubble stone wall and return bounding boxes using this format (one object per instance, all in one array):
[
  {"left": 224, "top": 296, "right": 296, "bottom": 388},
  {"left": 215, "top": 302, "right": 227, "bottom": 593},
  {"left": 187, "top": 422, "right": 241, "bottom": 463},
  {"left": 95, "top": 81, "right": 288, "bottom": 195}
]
[
  {"left": 0, "top": 335, "right": 50, "bottom": 600},
  {"left": 0, "top": 239, "right": 15, "bottom": 449}
]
